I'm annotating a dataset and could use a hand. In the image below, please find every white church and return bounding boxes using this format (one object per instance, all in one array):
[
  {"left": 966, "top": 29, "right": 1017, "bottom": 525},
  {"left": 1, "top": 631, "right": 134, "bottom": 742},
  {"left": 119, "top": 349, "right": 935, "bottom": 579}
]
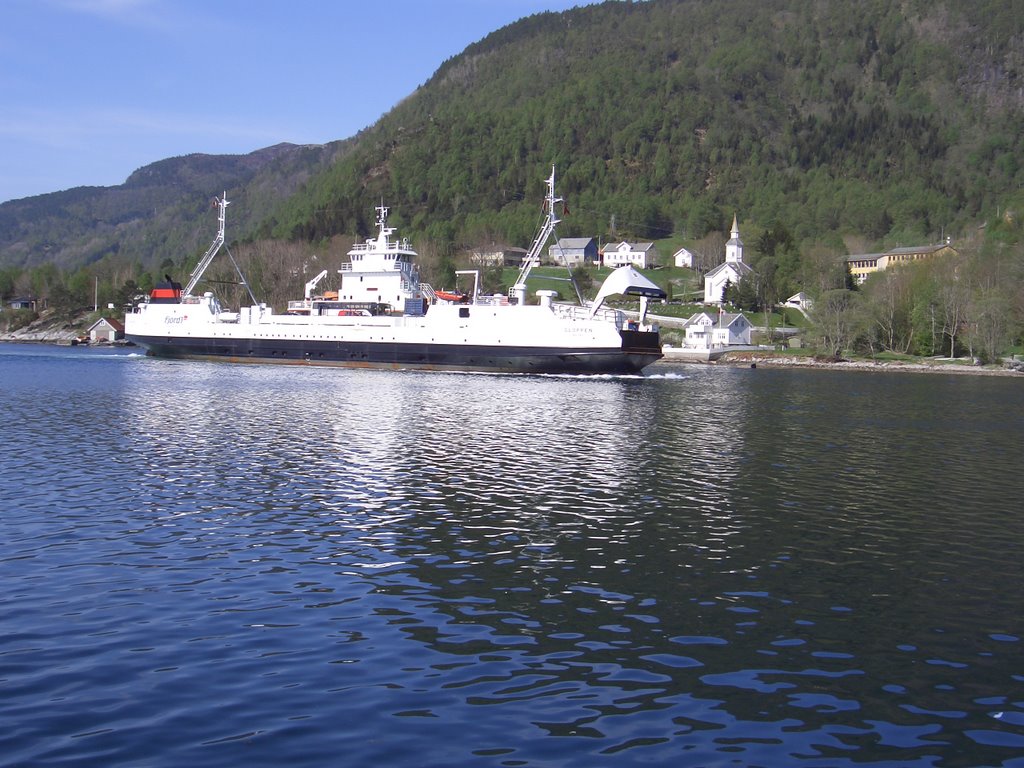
[{"left": 703, "top": 214, "right": 753, "bottom": 304}]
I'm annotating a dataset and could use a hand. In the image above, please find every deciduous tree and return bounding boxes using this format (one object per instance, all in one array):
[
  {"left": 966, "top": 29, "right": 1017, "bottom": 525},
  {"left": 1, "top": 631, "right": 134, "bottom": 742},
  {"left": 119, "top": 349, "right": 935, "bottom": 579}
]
[{"left": 812, "top": 289, "right": 860, "bottom": 357}]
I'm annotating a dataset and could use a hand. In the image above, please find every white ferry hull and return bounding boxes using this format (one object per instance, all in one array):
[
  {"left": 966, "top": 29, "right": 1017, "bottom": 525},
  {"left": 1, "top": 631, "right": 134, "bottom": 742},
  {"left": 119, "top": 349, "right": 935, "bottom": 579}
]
[
  {"left": 127, "top": 334, "right": 660, "bottom": 374},
  {"left": 125, "top": 304, "right": 662, "bottom": 375}
]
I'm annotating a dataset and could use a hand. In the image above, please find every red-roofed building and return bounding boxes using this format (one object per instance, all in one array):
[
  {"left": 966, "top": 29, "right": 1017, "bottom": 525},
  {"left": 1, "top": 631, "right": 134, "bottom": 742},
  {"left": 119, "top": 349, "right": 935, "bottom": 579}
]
[{"left": 88, "top": 317, "right": 125, "bottom": 343}]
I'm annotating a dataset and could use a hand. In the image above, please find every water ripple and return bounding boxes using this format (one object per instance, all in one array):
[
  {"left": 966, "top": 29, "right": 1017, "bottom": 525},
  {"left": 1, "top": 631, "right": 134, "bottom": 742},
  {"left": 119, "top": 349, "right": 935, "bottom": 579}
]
[{"left": 1, "top": 349, "right": 1023, "bottom": 766}]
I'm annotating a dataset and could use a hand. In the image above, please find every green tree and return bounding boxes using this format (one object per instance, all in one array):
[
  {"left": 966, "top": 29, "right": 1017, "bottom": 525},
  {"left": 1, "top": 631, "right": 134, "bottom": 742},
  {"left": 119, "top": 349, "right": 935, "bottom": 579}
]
[
  {"left": 570, "top": 266, "right": 594, "bottom": 297},
  {"left": 725, "top": 276, "right": 759, "bottom": 312},
  {"left": 935, "top": 256, "right": 970, "bottom": 358},
  {"left": 479, "top": 263, "right": 507, "bottom": 296},
  {"left": 686, "top": 199, "right": 724, "bottom": 240},
  {"left": 0, "top": 267, "right": 18, "bottom": 299},
  {"left": 862, "top": 268, "right": 915, "bottom": 353},
  {"left": 812, "top": 289, "right": 860, "bottom": 357}
]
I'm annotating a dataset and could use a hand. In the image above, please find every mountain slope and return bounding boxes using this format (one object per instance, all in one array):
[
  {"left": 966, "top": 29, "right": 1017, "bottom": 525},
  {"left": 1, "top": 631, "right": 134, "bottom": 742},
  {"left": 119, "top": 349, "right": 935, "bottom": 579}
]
[
  {"left": 2, "top": 0, "right": 1023, "bottom": 274},
  {"left": 267, "top": 0, "right": 1024, "bottom": 249},
  {"left": 0, "top": 141, "right": 351, "bottom": 270}
]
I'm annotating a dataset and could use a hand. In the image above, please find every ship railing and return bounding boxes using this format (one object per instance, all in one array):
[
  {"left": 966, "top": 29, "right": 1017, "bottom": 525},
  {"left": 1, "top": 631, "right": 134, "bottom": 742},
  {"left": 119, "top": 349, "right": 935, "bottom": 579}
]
[
  {"left": 181, "top": 293, "right": 222, "bottom": 315},
  {"left": 473, "top": 294, "right": 511, "bottom": 307},
  {"left": 551, "top": 302, "right": 622, "bottom": 325},
  {"left": 348, "top": 238, "right": 414, "bottom": 253},
  {"left": 338, "top": 261, "right": 415, "bottom": 274}
]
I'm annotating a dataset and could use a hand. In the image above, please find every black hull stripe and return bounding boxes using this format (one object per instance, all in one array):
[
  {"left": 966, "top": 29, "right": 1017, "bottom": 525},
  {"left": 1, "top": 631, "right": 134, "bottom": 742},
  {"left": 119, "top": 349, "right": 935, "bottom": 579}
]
[{"left": 127, "top": 335, "right": 662, "bottom": 375}]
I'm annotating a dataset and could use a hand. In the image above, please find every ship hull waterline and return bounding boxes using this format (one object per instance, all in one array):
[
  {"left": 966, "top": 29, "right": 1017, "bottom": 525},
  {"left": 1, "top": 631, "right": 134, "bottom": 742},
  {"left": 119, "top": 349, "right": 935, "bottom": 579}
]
[{"left": 128, "top": 331, "right": 662, "bottom": 375}]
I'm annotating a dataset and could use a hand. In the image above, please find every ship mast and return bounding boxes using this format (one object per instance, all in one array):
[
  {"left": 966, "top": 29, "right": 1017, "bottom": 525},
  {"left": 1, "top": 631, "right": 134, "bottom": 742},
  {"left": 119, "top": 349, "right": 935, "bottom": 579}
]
[
  {"left": 512, "top": 167, "right": 560, "bottom": 290},
  {"left": 184, "top": 193, "right": 229, "bottom": 296},
  {"left": 509, "top": 166, "right": 585, "bottom": 306},
  {"left": 182, "top": 193, "right": 259, "bottom": 306}
]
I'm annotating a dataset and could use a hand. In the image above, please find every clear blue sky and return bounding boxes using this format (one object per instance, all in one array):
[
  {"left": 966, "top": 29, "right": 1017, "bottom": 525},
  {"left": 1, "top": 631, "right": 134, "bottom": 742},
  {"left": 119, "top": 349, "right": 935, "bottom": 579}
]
[{"left": 0, "top": 0, "right": 589, "bottom": 204}]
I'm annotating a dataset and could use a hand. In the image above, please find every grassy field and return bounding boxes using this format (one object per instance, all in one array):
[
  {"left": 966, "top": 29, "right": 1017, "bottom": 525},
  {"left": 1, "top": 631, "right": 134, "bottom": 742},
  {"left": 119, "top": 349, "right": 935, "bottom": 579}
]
[
  {"left": 506, "top": 264, "right": 699, "bottom": 300},
  {"left": 510, "top": 264, "right": 806, "bottom": 330}
]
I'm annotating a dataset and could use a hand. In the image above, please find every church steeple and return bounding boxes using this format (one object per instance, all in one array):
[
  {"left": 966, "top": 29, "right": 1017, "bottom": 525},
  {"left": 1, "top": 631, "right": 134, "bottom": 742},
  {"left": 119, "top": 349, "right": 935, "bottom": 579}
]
[{"left": 725, "top": 213, "right": 743, "bottom": 264}]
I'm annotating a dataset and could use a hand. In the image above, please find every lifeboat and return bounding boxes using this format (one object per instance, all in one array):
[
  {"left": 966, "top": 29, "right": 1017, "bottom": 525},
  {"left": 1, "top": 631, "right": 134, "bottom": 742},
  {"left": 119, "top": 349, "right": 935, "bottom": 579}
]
[{"left": 433, "top": 290, "right": 468, "bottom": 303}]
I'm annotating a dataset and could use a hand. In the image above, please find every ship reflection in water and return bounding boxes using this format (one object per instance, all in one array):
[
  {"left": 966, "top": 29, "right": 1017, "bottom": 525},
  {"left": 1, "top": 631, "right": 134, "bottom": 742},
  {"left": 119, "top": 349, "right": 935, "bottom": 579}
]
[{"left": 1, "top": 346, "right": 1023, "bottom": 766}]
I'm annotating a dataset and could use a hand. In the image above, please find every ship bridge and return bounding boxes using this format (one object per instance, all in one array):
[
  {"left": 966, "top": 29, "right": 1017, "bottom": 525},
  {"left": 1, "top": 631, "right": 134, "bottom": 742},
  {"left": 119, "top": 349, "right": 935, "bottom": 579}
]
[{"left": 337, "top": 204, "right": 423, "bottom": 310}]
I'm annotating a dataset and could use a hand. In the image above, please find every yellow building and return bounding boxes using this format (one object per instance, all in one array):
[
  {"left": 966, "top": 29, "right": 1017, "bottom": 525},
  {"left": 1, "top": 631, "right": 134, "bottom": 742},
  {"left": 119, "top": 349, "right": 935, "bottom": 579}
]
[
  {"left": 847, "top": 252, "right": 886, "bottom": 284},
  {"left": 846, "top": 243, "right": 957, "bottom": 284}
]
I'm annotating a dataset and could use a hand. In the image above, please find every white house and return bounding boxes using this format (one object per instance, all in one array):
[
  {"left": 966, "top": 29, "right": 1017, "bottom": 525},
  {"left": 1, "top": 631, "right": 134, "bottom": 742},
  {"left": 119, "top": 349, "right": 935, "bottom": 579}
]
[
  {"left": 673, "top": 247, "right": 694, "bottom": 269},
  {"left": 88, "top": 317, "right": 124, "bottom": 343},
  {"left": 8, "top": 296, "right": 43, "bottom": 310},
  {"left": 682, "top": 310, "right": 752, "bottom": 348},
  {"left": 784, "top": 292, "right": 813, "bottom": 313},
  {"left": 703, "top": 214, "right": 753, "bottom": 304},
  {"left": 602, "top": 241, "right": 657, "bottom": 269}
]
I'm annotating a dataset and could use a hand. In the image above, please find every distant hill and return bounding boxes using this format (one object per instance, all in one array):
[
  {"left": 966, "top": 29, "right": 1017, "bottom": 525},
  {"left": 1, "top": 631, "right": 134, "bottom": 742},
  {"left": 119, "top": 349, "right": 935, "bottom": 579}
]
[
  {"left": 0, "top": 141, "right": 351, "bottom": 270},
  {"left": 2, "top": 0, "right": 1023, "bottom": 273}
]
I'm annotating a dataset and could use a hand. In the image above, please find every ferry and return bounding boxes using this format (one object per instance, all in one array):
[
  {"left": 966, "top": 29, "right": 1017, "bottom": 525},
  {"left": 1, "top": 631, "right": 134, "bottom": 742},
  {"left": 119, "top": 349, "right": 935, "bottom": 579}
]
[{"left": 124, "top": 169, "right": 665, "bottom": 374}]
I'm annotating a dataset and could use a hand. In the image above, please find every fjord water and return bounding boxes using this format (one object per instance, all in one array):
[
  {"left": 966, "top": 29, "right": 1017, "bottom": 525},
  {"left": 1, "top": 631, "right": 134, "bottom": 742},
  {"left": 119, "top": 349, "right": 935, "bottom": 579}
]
[{"left": 1, "top": 345, "right": 1022, "bottom": 768}]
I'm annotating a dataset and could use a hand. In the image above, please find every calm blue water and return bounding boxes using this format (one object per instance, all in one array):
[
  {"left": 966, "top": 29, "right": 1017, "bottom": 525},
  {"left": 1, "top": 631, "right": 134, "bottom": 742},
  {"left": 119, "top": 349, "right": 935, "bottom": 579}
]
[{"left": 2, "top": 344, "right": 1023, "bottom": 767}]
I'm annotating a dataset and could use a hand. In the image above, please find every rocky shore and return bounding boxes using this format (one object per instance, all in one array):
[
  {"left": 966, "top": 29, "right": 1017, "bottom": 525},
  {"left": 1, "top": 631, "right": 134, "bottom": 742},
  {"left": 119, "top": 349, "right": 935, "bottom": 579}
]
[
  {"left": 704, "top": 350, "right": 1023, "bottom": 377},
  {"left": 2, "top": 313, "right": 84, "bottom": 344},
  {"left": 2, "top": 328, "right": 82, "bottom": 343}
]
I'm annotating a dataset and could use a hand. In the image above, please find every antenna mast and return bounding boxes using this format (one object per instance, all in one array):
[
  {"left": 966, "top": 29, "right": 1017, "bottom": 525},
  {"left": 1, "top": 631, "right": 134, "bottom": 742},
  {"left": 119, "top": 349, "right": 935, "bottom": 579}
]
[
  {"left": 184, "top": 193, "right": 230, "bottom": 296},
  {"left": 512, "top": 166, "right": 561, "bottom": 290}
]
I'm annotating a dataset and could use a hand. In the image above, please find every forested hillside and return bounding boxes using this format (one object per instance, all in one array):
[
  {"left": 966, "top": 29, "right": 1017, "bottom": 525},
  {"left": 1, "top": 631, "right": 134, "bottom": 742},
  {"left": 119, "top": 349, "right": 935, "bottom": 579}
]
[
  {"left": 0, "top": 141, "right": 350, "bottom": 270},
  {"left": 3, "top": 0, "right": 1022, "bottom": 269},
  {"left": 267, "top": 0, "right": 1024, "bottom": 251}
]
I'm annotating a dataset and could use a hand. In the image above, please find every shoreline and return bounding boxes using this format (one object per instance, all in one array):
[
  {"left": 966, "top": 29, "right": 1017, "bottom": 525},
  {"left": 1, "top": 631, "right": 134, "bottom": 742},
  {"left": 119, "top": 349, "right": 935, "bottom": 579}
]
[
  {"left": 5, "top": 338, "right": 1022, "bottom": 377},
  {"left": 671, "top": 350, "right": 1023, "bottom": 377},
  {"left": 3, "top": 333, "right": 1021, "bottom": 378}
]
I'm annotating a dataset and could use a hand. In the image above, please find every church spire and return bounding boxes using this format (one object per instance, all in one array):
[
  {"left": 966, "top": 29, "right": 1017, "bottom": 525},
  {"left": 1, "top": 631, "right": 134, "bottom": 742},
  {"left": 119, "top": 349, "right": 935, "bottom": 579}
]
[{"left": 726, "top": 213, "right": 743, "bottom": 264}]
